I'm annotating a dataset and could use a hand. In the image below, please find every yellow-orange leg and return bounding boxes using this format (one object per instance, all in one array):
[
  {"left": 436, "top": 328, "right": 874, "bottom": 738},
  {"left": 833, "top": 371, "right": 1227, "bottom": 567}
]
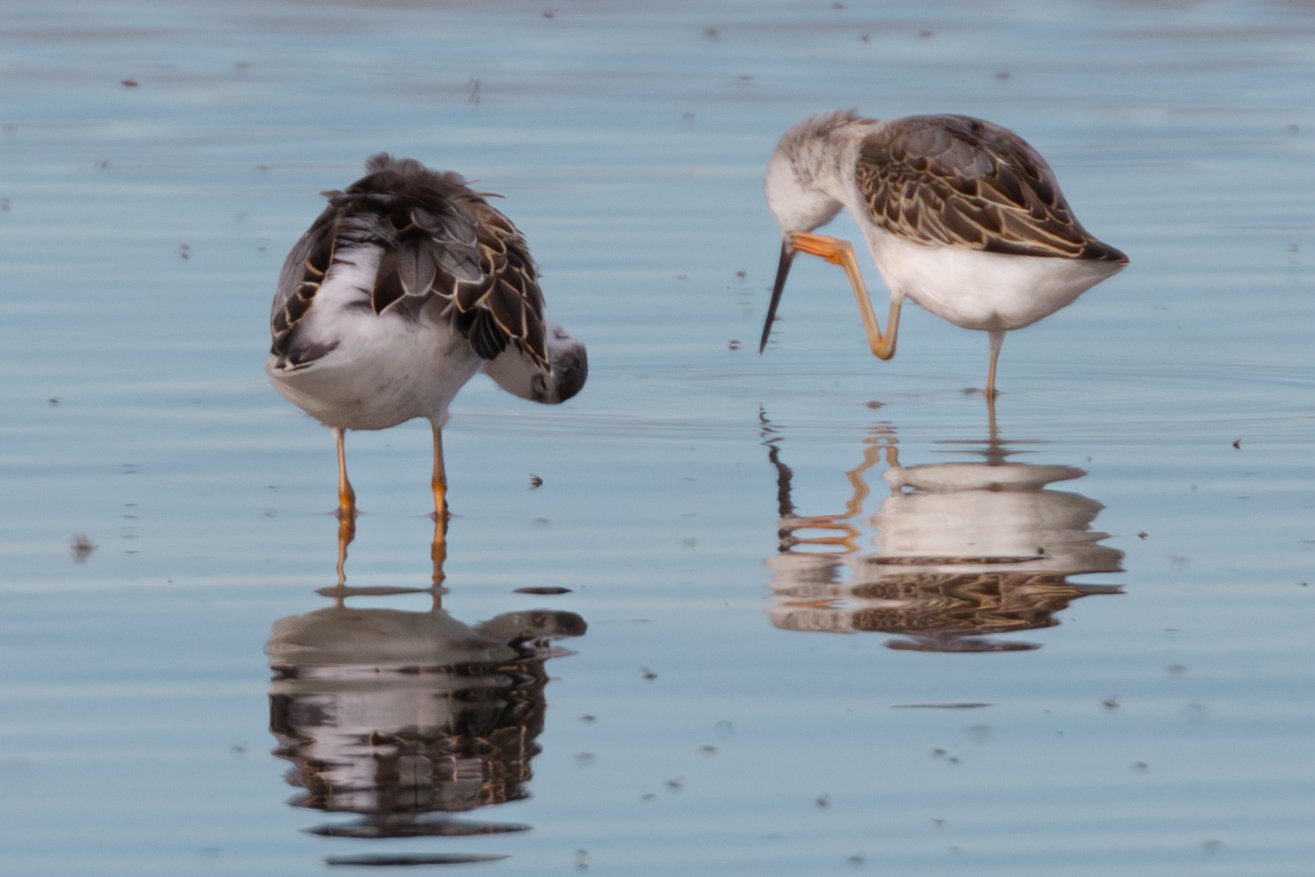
[
  {"left": 333, "top": 427, "right": 357, "bottom": 517},
  {"left": 790, "top": 232, "right": 903, "bottom": 361},
  {"left": 331, "top": 427, "right": 358, "bottom": 585},
  {"left": 335, "top": 510, "right": 356, "bottom": 586},
  {"left": 985, "top": 331, "right": 1004, "bottom": 439},
  {"left": 775, "top": 427, "right": 901, "bottom": 556},
  {"left": 431, "top": 423, "right": 448, "bottom": 520},
  {"left": 837, "top": 433, "right": 897, "bottom": 518},
  {"left": 985, "top": 331, "right": 1004, "bottom": 401},
  {"left": 430, "top": 423, "right": 449, "bottom": 586},
  {"left": 780, "top": 518, "right": 862, "bottom": 554}
]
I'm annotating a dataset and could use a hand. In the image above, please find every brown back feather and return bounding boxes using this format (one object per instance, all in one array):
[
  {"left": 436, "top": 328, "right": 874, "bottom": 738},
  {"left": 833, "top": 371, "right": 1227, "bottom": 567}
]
[
  {"left": 856, "top": 115, "right": 1126, "bottom": 262},
  {"left": 270, "top": 154, "right": 549, "bottom": 368}
]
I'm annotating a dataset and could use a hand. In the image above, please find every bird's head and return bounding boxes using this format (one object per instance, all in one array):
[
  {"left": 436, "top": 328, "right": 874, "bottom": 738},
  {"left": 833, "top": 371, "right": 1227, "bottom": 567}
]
[
  {"left": 482, "top": 321, "right": 587, "bottom": 405},
  {"left": 537, "top": 322, "right": 588, "bottom": 404},
  {"left": 760, "top": 111, "right": 865, "bottom": 352}
]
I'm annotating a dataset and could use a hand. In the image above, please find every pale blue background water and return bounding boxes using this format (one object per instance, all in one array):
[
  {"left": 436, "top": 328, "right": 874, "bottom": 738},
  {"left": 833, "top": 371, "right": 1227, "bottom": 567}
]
[{"left": 2, "top": 1, "right": 1313, "bottom": 874}]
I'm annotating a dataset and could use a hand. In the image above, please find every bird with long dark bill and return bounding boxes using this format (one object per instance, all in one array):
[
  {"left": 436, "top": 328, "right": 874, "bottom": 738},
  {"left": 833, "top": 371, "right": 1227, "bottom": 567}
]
[{"left": 761, "top": 110, "right": 1127, "bottom": 399}]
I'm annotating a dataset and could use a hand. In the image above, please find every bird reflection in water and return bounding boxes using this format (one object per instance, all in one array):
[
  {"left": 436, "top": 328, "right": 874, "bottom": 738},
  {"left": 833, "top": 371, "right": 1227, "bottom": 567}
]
[
  {"left": 267, "top": 574, "right": 585, "bottom": 863},
  {"left": 761, "top": 409, "right": 1122, "bottom": 652}
]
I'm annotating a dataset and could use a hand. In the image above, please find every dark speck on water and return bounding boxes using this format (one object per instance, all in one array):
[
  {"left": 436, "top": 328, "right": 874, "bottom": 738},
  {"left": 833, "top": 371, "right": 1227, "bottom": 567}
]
[
  {"left": 325, "top": 853, "right": 509, "bottom": 867},
  {"left": 68, "top": 533, "right": 95, "bottom": 562},
  {"left": 514, "top": 585, "right": 571, "bottom": 595}
]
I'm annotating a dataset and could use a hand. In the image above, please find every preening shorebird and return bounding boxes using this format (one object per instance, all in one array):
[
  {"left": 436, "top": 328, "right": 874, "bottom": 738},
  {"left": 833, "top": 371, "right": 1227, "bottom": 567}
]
[
  {"left": 267, "top": 154, "right": 587, "bottom": 522},
  {"left": 761, "top": 111, "right": 1127, "bottom": 399}
]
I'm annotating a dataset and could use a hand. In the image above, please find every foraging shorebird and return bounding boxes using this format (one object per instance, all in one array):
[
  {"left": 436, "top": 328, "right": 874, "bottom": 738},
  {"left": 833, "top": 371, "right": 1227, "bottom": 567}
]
[
  {"left": 760, "top": 111, "right": 1127, "bottom": 399},
  {"left": 267, "top": 154, "right": 587, "bottom": 523}
]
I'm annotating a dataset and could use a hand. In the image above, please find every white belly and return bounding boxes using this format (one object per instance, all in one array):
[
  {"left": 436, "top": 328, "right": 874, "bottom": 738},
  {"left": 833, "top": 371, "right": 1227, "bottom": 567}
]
[
  {"left": 874, "top": 462, "right": 1110, "bottom": 572},
  {"left": 864, "top": 229, "right": 1121, "bottom": 332},
  {"left": 266, "top": 312, "right": 482, "bottom": 431}
]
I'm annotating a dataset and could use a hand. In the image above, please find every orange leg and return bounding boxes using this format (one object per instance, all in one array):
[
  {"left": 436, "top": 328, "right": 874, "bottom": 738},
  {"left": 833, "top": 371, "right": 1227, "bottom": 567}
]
[
  {"left": 431, "top": 422, "right": 448, "bottom": 520},
  {"left": 431, "top": 512, "right": 448, "bottom": 587},
  {"left": 790, "top": 232, "right": 903, "bottom": 361},
  {"left": 985, "top": 331, "right": 1004, "bottom": 401},
  {"left": 780, "top": 518, "right": 862, "bottom": 554},
  {"left": 839, "top": 435, "right": 897, "bottom": 518},
  {"left": 331, "top": 427, "right": 358, "bottom": 585},
  {"left": 333, "top": 427, "right": 357, "bottom": 517},
  {"left": 430, "top": 422, "right": 448, "bottom": 586},
  {"left": 335, "top": 510, "right": 356, "bottom": 587},
  {"left": 772, "top": 425, "right": 901, "bottom": 556}
]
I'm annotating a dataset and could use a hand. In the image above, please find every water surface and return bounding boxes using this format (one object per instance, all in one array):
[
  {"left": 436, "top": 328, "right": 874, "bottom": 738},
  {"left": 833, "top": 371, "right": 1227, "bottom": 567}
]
[{"left": 2, "top": 1, "right": 1314, "bottom": 874}]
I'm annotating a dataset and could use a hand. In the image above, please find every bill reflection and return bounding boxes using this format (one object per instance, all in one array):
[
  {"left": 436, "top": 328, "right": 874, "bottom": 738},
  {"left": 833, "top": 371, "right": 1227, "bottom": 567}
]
[{"left": 762, "top": 412, "right": 1122, "bottom": 652}]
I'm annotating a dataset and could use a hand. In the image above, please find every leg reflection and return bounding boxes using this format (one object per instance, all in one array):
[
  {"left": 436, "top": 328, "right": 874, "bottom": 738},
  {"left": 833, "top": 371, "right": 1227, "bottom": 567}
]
[
  {"left": 760, "top": 406, "right": 898, "bottom": 556},
  {"left": 336, "top": 507, "right": 357, "bottom": 587},
  {"left": 329, "top": 502, "right": 446, "bottom": 592},
  {"left": 431, "top": 503, "right": 448, "bottom": 588}
]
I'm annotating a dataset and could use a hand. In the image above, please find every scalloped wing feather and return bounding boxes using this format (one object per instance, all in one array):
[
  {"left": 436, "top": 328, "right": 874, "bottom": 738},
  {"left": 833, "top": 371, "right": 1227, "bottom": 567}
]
[
  {"left": 268, "top": 154, "right": 550, "bottom": 370},
  {"left": 269, "top": 212, "right": 340, "bottom": 366},
  {"left": 395, "top": 237, "right": 438, "bottom": 300},
  {"left": 461, "top": 200, "right": 548, "bottom": 367},
  {"left": 856, "top": 115, "right": 1124, "bottom": 262}
]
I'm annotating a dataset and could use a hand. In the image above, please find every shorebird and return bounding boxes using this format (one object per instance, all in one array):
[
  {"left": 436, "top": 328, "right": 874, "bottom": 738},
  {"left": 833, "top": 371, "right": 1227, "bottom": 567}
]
[
  {"left": 267, "top": 154, "right": 587, "bottom": 524},
  {"left": 760, "top": 111, "right": 1127, "bottom": 399}
]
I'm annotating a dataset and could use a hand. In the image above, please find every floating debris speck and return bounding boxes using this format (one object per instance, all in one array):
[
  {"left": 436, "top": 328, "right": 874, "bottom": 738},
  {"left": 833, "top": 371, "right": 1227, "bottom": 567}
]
[{"left": 70, "top": 533, "right": 96, "bottom": 563}]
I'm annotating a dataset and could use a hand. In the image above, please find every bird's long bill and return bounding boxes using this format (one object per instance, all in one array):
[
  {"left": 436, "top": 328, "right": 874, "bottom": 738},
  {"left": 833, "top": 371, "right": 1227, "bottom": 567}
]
[{"left": 759, "top": 240, "right": 796, "bottom": 354}]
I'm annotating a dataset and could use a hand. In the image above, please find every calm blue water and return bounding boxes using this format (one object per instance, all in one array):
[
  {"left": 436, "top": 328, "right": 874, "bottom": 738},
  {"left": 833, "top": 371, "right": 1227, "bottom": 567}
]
[{"left": 2, "top": 1, "right": 1314, "bottom": 874}]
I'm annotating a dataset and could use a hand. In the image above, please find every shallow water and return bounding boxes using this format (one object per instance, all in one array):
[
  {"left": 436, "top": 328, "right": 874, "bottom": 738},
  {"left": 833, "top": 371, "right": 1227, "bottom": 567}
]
[{"left": 2, "top": 0, "right": 1314, "bottom": 874}]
